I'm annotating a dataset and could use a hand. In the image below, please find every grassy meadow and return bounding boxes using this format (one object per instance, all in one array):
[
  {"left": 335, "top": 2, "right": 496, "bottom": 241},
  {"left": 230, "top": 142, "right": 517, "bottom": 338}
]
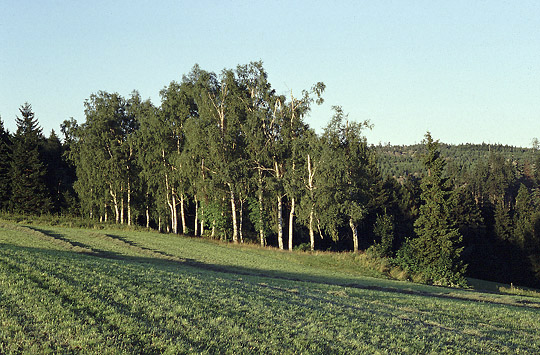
[{"left": 1, "top": 219, "right": 539, "bottom": 354}]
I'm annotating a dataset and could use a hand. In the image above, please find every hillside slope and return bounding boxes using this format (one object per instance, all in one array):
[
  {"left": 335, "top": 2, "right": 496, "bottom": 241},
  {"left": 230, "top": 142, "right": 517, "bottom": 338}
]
[
  {"left": 375, "top": 143, "right": 537, "bottom": 178},
  {"left": 1, "top": 220, "right": 539, "bottom": 354}
]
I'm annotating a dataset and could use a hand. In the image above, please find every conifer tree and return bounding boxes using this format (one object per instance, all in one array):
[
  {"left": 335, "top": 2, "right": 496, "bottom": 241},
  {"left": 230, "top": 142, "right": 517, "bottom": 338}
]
[
  {"left": 513, "top": 183, "right": 533, "bottom": 248},
  {"left": 0, "top": 116, "right": 12, "bottom": 210},
  {"left": 42, "top": 130, "right": 70, "bottom": 213},
  {"left": 409, "top": 132, "right": 466, "bottom": 286},
  {"left": 10, "top": 103, "right": 51, "bottom": 214}
]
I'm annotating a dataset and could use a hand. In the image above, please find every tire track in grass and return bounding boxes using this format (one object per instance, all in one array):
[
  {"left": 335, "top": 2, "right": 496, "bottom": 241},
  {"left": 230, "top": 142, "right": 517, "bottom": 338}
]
[
  {"left": 1, "top": 244, "right": 223, "bottom": 353},
  {"left": 34, "top": 224, "right": 540, "bottom": 310},
  {"left": 0, "top": 255, "right": 91, "bottom": 353},
  {"left": 28, "top": 225, "right": 540, "bottom": 350},
  {"left": 0, "top": 222, "right": 95, "bottom": 255},
  {"left": 4, "top": 222, "right": 539, "bottom": 352},
  {"left": 0, "top": 251, "right": 165, "bottom": 354},
  {"left": 229, "top": 277, "right": 539, "bottom": 353},
  {"left": 30, "top": 226, "right": 188, "bottom": 264}
]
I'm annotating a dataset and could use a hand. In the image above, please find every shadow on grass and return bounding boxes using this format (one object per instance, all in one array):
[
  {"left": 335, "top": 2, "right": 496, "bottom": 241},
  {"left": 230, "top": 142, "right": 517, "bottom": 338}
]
[
  {"left": 1, "top": 239, "right": 539, "bottom": 311},
  {"left": 25, "top": 226, "right": 127, "bottom": 260}
]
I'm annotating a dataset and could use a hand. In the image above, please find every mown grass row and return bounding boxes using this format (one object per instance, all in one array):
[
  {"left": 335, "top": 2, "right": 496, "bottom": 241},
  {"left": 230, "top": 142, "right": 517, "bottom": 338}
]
[{"left": 1, "top": 220, "right": 540, "bottom": 354}]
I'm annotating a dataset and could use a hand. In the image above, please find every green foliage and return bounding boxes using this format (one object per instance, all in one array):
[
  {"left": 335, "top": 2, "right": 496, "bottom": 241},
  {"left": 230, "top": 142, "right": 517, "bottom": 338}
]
[
  {"left": 499, "top": 285, "right": 540, "bottom": 299},
  {"left": 372, "top": 212, "right": 395, "bottom": 257},
  {"left": 6, "top": 62, "right": 540, "bottom": 288},
  {"left": 200, "top": 200, "right": 229, "bottom": 239},
  {"left": 316, "top": 106, "right": 372, "bottom": 249},
  {"left": 0, "top": 116, "right": 11, "bottom": 210},
  {"left": 376, "top": 142, "right": 538, "bottom": 179},
  {"left": 9, "top": 103, "right": 52, "bottom": 214},
  {"left": 401, "top": 133, "right": 467, "bottom": 286}
]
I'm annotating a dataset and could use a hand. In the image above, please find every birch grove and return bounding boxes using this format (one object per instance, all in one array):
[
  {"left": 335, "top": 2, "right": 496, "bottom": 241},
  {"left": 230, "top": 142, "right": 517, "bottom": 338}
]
[{"left": 67, "top": 62, "right": 375, "bottom": 252}]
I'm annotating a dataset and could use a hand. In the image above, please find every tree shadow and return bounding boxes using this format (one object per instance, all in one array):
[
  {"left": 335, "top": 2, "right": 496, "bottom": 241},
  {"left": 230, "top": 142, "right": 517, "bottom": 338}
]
[{"left": 2, "top": 236, "right": 539, "bottom": 311}]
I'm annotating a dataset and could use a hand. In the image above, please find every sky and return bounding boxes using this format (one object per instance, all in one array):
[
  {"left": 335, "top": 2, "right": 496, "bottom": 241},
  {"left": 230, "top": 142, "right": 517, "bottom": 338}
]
[{"left": 1, "top": 0, "right": 540, "bottom": 147}]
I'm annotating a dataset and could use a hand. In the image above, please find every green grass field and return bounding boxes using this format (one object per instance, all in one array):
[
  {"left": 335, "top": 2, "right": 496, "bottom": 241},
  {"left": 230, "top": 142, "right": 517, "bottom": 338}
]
[{"left": 1, "top": 220, "right": 539, "bottom": 354}]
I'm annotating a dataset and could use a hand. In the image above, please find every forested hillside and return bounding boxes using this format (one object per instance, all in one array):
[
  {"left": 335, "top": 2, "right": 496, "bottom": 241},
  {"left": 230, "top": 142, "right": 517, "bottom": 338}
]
[
  {"left": 1, "top": 62, "right": 540, "bottom": 288},
  {"left": 376, "top": 143, "right": 538, "bottom": 179}
]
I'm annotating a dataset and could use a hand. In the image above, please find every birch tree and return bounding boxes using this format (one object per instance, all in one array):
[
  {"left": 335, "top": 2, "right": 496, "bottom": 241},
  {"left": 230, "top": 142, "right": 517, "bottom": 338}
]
[
  {"left": 318, "top": 106, "right": 372, "bottom": 252},
  {"left": 159, "top": 81, "right": 197, "bottom": 234},
  {"left": 74, "top": 92, "right": 138, "bottom": 223},
  {"left": 187, "top": 66, "right": 249, "bottom": 243}
]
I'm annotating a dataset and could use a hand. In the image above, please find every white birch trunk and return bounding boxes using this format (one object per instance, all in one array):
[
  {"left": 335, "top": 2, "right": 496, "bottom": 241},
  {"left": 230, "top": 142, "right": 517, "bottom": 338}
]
[
  {"left": 120, "top": 194, "right": 124, "bottom": 225},
  {"left": 146, "top": 205, "right": 150, "bottom": 229},
  {"left": 228, "top": 183, "right": 238, "bottom": 243},
  {"left": 200, "top": 204, "right": 205, "bottom": 236},
  {"left": 127, "top": 180, "right": 132, "bottom": 226},
  {"left": 110, "top": 187, "right": 119, "bottom": 224},
  {"left": 194, "top": 197, "right": 198, "bottom": 236},
  {"left": 275, "top": 161, "right": 284, "bottom": 250},
  {"left": 350, "top": 218, "right": 359, "bottom": 252},
  {"left": 309, "top": 207, "right": 315, "bottom": 251},
  {"left": 239, "top": 199, "right": 244, "bottom": 243},
  {"left": 172, "top": 193, "right": 178, "bottom": 234},
  {"left": 258, "top": 172, "right": 265, "bottom": 247},
  {"left": 307, "top": 154, "right": 315, "bottom": 251},
  {"left": 277, "top": 195, "right": 284, "bottom": 250},
  {"left": 288, "top": 197, "right": 295, "bottom": 251},
  {"left": 180, "top": 194, "right": 187, "bottom": 235}
]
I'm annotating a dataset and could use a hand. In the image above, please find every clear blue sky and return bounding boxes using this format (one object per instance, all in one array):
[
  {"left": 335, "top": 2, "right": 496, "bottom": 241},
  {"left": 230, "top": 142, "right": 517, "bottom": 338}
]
[{"left": 2, "top": 0, "right": 540, "bottom": 147}]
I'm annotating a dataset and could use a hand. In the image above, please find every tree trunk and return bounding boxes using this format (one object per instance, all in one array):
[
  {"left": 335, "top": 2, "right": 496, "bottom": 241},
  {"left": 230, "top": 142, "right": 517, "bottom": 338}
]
[
  {"left": 239, "top": 199, "right": 244, "bottom": 243},
  {"left": 127, "top": 180, "right": 132, "bottom": 226},
  {"left": 200, "top": 204, "right": 205, "bottom": 236},
  {"left": 350, "top": 218, "right": 359, "bottom": 252},
  {"left": 145, "top": 191, "right": 150, "bottom": 229},
  {"left": 146, "top": 205, "right": 150, "bottom": 229},
  {"left": 110, "top": 186, "right": 119, "bottom": 224},
  {"left": 288, "top": 197, "right": 295, "bottom": 251},
  {"left": 120, "top": 193, "right": 124, "bottom": 225},
  {"left": 275, "top": 161, "right": 284, "bottom": 250},
  {"left": 309, "top": 206, "right": 315, "bottom": 251},
  {"left": 277, "top": 195, "right": 284, "bottom": 250},
  {"left": 229, "top": 183, "right": 238, "bottom": 243},
  {"left": 307, "top": 154, "right": 315, "bottom": 251},
  {"left": 258, "top": 171, "right": 266, "bottom": 247},
  {"left": 180, "top": 194, "right": 187, "bottom": 235},
  {"left": 194, "top": 197, "right": 198, "bottom": 236},
  {"left": 172, "top": 194, "right": 178, "bottom": 234}
]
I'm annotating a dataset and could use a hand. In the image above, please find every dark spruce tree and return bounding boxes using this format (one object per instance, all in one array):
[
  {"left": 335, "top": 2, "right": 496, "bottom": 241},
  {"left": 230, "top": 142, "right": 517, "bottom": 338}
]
[
  {"left": 399, "top": 132, "right": 466, "bottom": 286},
  {"left": 9, "top": 103, "right": 52, "bottom": 214},
  {"left": 42, "top": 130, "right": 77, "bottom": 213},
  {"left": 0, "top": 116, "right": 12, "bottom": 210}
]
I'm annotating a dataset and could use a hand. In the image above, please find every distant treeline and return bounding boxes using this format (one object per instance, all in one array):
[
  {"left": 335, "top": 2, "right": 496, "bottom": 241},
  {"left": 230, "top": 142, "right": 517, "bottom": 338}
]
[
  {"left": 1, "top": 62, "right": 539, "bottom": 287},
  {"left": 376, "top": 143, "right": 538, "bottom": 178}
]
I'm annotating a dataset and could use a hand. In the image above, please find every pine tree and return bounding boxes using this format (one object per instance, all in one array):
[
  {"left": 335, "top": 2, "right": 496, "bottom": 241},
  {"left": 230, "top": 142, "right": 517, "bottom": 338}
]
[
  {"left": 42, "top": 130, "right": 78, "bottom": 214},
  {"left": 513, "top": 183, "right": 533, "bottom": 248},
  {"left": 409, "top": 132, "right": 466, "bottom": 286},
  {"left": 0, "top": 116, "right": 12, "bottom": 210},
  {"left": 9, "top": 103, "right": 52, "bottom": 214}
]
